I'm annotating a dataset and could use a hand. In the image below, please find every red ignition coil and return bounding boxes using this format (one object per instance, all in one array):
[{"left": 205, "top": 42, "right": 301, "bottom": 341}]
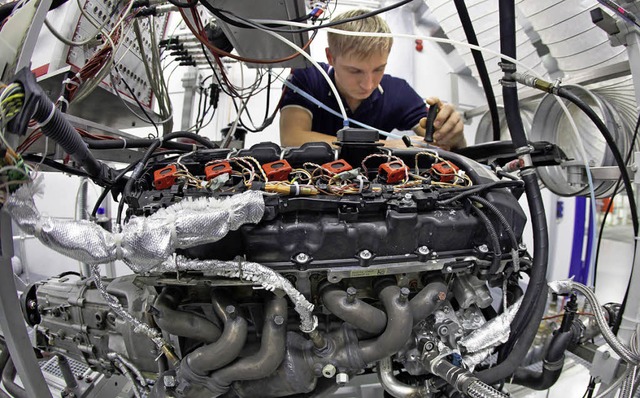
[
  {"left": 378, "top": 161, "right": 409, "bottom": 184},
  {"left": 153, "top": 164, "right": 178, "bottom": 190},
  {"left": 432, "top": 161, "right": 460, "bottom": 183},
  {"left": 205, "top": 161, "right": 232, "bottom": 180},
  {"left": 262, "top": 159, "right": 292, "bottom": 181},
  {"left": 322, "top": 159, "right": 352, "bottom": 174}
]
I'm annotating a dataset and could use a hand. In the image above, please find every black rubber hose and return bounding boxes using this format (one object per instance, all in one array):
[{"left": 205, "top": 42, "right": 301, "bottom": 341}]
[
  {"left": 152, "top": 287, "right": 222, "bottom": 343},
  {"left": 84, "top": 138, "right": 195, "bottom": 151},
  {"left": 453, "top": 0, "right": 501, "bottom": 141},
  {"left": 468, "top": 200, "right": 503, "bottom": 274},
  {"left": 469, "top": 195, "right": 519, "bottom": 252},
  {"left": 556, "top": 87, "right": 639, "bottom": 236},
  {"left": 1, "top": 358, "right": 28, "bottom": 398},
  {"left": 122, "top": 140, "right": 161, "bottom": 201},
  {"left": 31, "top": 101, "right": 104, "bottom": 179},
  {"left": 475, "top": 284, "right": 549, "bottom": 384},
  {"left": 490, "top": 0, "right": 549, "bottom": 375},
  {"left": 511, "top": 330, "right": 573, "bottom": 390}
]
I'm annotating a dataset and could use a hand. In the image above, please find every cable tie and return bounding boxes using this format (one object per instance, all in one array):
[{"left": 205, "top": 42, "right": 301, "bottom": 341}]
[
  {"left": 117, "top": 136, "right": 127, "bottom": 149},
  {"left": 39, "top": 103, "right": 56, "bottom": 127},
  {"left": 114, "top": 233, "right": 124, "bottom": 260},
  {"left": 357, "top": 175, "right": 364, "bottom": 193},
  {"left": 62, "top": 78, "right": 80, "bottom": 87},
  {"left": 56, "top": 96, "right": 69, "bottom": 107},
  {"left": 293, "top": 181, "right": 299, "bottom": 196}
]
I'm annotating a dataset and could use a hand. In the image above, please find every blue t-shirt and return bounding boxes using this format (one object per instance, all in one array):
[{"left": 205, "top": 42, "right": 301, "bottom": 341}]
[{"left": 280, "top": 63, "right": 427, "bottom": 139}]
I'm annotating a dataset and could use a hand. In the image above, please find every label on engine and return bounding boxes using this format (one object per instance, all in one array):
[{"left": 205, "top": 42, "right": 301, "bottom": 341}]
[{"left": 349, "top": 268, "right": 388, "bottom": 277}]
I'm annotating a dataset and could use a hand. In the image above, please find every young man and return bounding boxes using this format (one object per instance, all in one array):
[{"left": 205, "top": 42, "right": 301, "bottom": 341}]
[{"left": 279, "top": 9, "right": 466, "bottom": 150}]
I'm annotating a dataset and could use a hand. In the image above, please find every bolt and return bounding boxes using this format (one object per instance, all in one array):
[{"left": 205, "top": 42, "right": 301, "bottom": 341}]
[
  {"left": 322, "top": 364, "right": 336, "bottom": 378},
  {"left": 336, "top": 372, "right": 349, "bottom": 386},
  {"left": 403, "top": 193, "right": 413, "bottom": 202},
  {"left": 27, "top": 299, "right": 37, "bottom": 310},
  {"left": 346, "top": 287, "right": 357, "bottom": 304},
  {"left": 417, "top": 246, "right": 430, "bottom": 255},
  {"left": 442, "top": 306, "right": 450, "bottom": 314},
  {"left": 424, "top": 341, "right": 435, "bottom": 351},
  {"left": 445, "top": 266, "right": 453, "bottom": 273},
  {"left": 273, "top": 315, "right": 285, "bottom": 326},
  {"left": 478, "top": 244, "right": 489, "bottom": 253},
  {"left": 359, "top": 250, "right": 372, "bottom": 260},
  {"left": 164, "top": 375, "right": 176, "bottom": 388},
  {"left": 225, "top": 305, "right": 237, "bottom": 319},
  {"left": 438, "top": 325, "right": 449, "bottom": 335},
  {"left": 519, "top": 243, "right": 527, "bottom": 251},
  {"left": 399, "top": 287, "right": 410, "bottom": 304},
  {"left": 295, "top": 253, "right": 310, "bottom": 263}
]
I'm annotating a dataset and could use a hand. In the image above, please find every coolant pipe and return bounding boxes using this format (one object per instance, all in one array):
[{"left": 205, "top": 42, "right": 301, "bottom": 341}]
[
  {"left": 153, "top": 287, "right": 222, "bottom": 344},
  {"left": 511, "top": 330, "right": 574, "bottom": 390},
  {"left": 320, "top": 284, "right": 387, "bottom": 335},
  {"left": 358, "top": 281, "right": 413, "bottom": 365},
  {"left": 210, "top": 296, "right": 288, "bottom": 388},
  {"left": 378, "top": 357, "right": 429, "bottom": 397},
  {"left": 185, "top": 290, "right": 248, "bottom": 375},
  {"left": 491, "top": 0, "right": 550, "bottom": 377},
  {"left": 409, "top": 280, "right": 447, "bottom": 324}
]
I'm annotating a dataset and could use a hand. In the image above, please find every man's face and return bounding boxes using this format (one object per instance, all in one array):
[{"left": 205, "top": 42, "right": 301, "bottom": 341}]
[{"left": 326, "top": 48, "right": 389, "bottom": 105}]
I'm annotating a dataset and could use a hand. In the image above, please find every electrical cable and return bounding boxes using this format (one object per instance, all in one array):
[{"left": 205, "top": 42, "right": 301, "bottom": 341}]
[
  {"left": 593, "top": 112, "right": 640, "bottom": 288},
  {"left": 112, "top": 70, "right": 159, "bottom": 136},
  {"left": 206, "top": 0, "right": 414, "bottom": 34}
]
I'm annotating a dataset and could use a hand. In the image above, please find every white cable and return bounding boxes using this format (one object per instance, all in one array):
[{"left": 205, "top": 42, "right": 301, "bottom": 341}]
[{"left": 247, "top": 24, "right": 349, "bottom": 125}]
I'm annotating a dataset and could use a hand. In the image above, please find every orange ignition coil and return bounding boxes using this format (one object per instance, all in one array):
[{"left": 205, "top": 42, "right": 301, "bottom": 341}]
[
  {"left": 154, "top": 165, "right": 179, "bottom": 190},
  {"left": 262, "top": 159, "right": 292, "bottom": 181},
  {"left": 378, "top": 161, "right": 409, "bottom": 184},
  {"left": 322, "top": 159, "right": 352, "bottom": 174},
  {"left": 432, "top": 161, "right": 460, "bottom": 183},
  {"left": 205, "top": 161, "right": 232, "bottom": 180}
]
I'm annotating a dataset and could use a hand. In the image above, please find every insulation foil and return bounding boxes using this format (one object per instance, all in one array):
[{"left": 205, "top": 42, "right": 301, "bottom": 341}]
[
  {"left": 5, "top": 184, "right": 265, "bottom": 271},
  {"left": 157, "top": 256, "right": 317, "bottom": 333},
  {"left": 459, "top": 297, "right": 522, "bottom": 354}
]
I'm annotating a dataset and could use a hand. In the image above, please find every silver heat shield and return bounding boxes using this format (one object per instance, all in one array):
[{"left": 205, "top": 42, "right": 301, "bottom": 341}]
[
  {"left": 459, "top": 297, "right": 523, "bottom": 355},
  {"left": 5, "top": 182, "right": 265, "bottom": 271}
]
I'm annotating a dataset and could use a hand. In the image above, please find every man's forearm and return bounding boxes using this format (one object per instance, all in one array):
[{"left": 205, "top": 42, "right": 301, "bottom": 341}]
[{"left": 281, "top": 130, "right": 338, "bottom": 147}]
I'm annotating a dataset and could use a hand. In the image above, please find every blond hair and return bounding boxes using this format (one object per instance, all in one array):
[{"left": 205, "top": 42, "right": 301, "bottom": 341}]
[{"left": 327, "top": 9, "right": 393, "bottom": 60}]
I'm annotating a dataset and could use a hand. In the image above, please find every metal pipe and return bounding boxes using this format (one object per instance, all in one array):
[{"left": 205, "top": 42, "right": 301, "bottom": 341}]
[
  {"left": 1, "top": 358, "right": 28, "bottom": 398},
  {"left": 185, "top": 291, "right": 248, "bottom": 375},
  {"left": 320, "top": 285, "right": 387, "bottom": 335},
  {"left": 409, "top": 280, "right": 447, "bottom": 324},
  {"left": 152, "top": 287, "right": 222, "bottom": 343},
  {"left": 211, "top": 296, "right": 288, "bottom": 386},
  {"left": 358, "top": 282, "right": 413, "bottom": 365},
  {"left": 378, "top": 357, "right": 428, "bottom": 397}
]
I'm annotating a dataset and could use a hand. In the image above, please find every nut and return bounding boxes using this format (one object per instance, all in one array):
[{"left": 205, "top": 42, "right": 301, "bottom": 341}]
[
  {"left": 336, "top": 372, "right": 349, "bottom": 385},
  {"left": 322, "top": 364, "right": 336, "bottom": 378}
]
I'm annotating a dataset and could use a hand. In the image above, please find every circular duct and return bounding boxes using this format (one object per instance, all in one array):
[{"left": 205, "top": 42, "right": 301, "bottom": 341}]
[
  {"left": 529, "top": 85, "right": 629, "bottom": 198},
  {"left": 475, "top": 102, "right": 538, "bottom": 143}
]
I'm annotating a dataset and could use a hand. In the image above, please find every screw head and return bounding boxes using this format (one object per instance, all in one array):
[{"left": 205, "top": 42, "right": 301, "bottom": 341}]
[
  {"left": 273, "top": 315, "right": 285, "bottom": 326},
  {"left": 336, "top": 372, "right": 349, "bottom": 385},
  {"left": 359, "top": 250, "right": 372, "bottom": 260},
  {"left": 322, "top": 364, "right": 336, "bottom": 378},
  {"left": 295, "top": 253, "right": 310, "bottom": 263},
  {"left": 403, "top": 193, "right": 413, "bottom": 201},
  {"left": 418, "top": 246, "right": 430, "bottom": 255},
  {"left": 478, "top": 244, "right": 489, "bottom": 253},
  {"left": 164, "top": 375, "right": 176, "bottom": 388}
]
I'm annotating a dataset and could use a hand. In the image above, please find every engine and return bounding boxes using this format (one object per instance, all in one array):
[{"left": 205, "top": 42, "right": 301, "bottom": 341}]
[{"left": 16, "top": 134, "right": 529, "bottom": 397}]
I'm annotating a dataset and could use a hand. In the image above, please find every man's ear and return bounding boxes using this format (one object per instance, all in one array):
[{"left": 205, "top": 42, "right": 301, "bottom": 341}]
[{"left": 325, "top": 47, "right": 334, "bottom": 65}]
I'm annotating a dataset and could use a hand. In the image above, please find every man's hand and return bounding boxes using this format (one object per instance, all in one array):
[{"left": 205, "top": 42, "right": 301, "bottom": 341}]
[{"left": 418, "top": 97, "right": 466, "bottom": 150}]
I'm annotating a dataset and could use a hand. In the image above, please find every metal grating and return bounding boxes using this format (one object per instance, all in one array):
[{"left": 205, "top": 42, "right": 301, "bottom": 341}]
[{"left": 41, "top": 356, "right": 90, "bottom": 379}]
